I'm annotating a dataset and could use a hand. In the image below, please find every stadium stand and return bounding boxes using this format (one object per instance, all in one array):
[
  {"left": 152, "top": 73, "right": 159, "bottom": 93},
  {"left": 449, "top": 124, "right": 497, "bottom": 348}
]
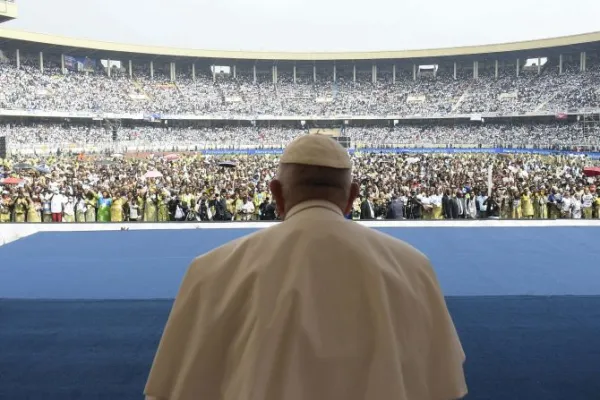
[{"left": 1, "top": 28, "right": 600, "bottom": 222}]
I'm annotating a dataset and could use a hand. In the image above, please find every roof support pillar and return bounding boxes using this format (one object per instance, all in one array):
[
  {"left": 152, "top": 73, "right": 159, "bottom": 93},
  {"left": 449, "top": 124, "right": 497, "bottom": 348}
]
[
  {"left": 473, "top": 61, "right": 479, "bottom": 80},
  {"left": 453, "top": 62, "right": 457, "bottom": 80},
  {"left": 171, "top": 62, "right": 177, "bottom": 82},
  {"left": 15, "top": 49, "right": 20, "bottom": 69},
  {"left": 253, "top": 64, "right": 257, "bottom": 84},
  {"left": 413, "top": 64, "right": 417, "bottom": 81},
  {"left": 580, "top": 51, "right": 586, "bottom": 72},
  {"left": 372, "top": 64, "right": 377, "bottom": 83},
  {"left": 150, "top": 61, "right": 154, "bottom": 80},
  {"left": 559, "top": 54, "right": 563, "bottom": 75},
  {"left": 333, "top": 63, "right": 336, "bottom": 82},
  {"left": 537, "top": 58, "right": 541, "bottom": 75},
  {"left": 129, "top": 60, "right": 133, "bottom": 78},
  {"left": 62, "top": 54, "right": 67, "bottom": 75},
  {"left": 39, "top": 51, "right": 44, "bottom": 74},
  {"left": 293, "top": 64, "right": 296, "bottom": 84},
  {"left": 106, "top": 58, "right": 110, "bottom": 77},
  {"left": 392, "top": 64, "right": 396, "bottom": 84},
  {"left": 516, "top": 58, "right": 520, "bottom": 77},
  {"left": 494, "top": 60, "right": 499, "bottom": 79},
  {"left": 313, "top": 63, "right": 316, "bottom": 82},
  {"left": 192, "top": 63, "right": 195, "bottom": 82},
  {"left": 353, "top": 64, "right": 356, "bottom": 83},
  {"left": 272, "top": 64, "right": 277, "bottom": 84},
  {"left": 233, "top": 65, "right": 236, "bottom": 79}
]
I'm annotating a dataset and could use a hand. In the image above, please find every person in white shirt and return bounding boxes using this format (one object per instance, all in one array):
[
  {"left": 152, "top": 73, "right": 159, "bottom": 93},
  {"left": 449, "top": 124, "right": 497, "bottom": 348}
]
[
  {"left": 241, "top": 196, "right": 255, "bottom": 221},
  {"left": 50, "top": 189, "right": 66, "bottom": 223},
  {"left": 571, "top": 193, "right": 582, "bottom": 219},
  {"left": 560, "top": 192, "right": 573, "bottom": 219},
  {"left": 466, "top": 192, "right": 478, "bottom": 219},
  {"left": 145, "top": 135, "right": 467, "bottom": 400},
  {"left": 581, "top": 187, "right": 594, "bottom": 219},
  {"left": 476, "top": 191, "right": 488, "bottom": 219}
]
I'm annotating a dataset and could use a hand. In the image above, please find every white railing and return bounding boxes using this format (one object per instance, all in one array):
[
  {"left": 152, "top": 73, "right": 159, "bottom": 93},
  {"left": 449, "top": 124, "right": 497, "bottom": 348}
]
[{"left": 7, "top": 140, "right": 600, "bottom": 156}]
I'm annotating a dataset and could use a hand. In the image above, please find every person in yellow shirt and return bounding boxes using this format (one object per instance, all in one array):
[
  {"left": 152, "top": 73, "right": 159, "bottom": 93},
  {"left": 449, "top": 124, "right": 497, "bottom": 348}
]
[
  {"left": 12, "top": 191, "right": 28, "bottom": 223},
  {"left": 511, "top": 189, "right": 522, "bottom": 220},
  {"left": 233, "top": 193, "right": 244, "bottom": 221},
  {"left": 534, "top": 188, "right": 548, "bottom": 219},
  {"left": 520, "top": 188, "right": 534, "bottom": 219},
  {"left": 581, "top": 187, "right": 594, "bottom": 219},
  {"left": 0, "top": 192, "right": 12, "bottom": 223},
  {"left": 26, "top": 195, "right": 42, "bottom": 223},
  {"left": 157, "top": 192, "right": 169, "bottom": 222},
  {"left": 594, "top": 189, "right": 600, "bottom": 219},
  {"left": 110, "top": 194, "right": 126, "bottom": 222},
  {"left": 225, "top": 194, "right": 235, "bottom": 220},
  {"left": 84, "top": 192, "right": 97, "bottom": 222}
]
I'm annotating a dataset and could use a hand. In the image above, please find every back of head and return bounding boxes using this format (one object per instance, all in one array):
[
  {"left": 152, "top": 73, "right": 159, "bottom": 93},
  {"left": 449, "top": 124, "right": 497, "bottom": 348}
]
[{"left": 269, "top": 135, "right": 359, "bottom": 218}]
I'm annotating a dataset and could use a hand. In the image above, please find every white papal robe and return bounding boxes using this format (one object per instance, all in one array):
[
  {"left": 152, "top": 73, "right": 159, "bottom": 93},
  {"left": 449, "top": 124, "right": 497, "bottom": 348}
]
[{"left": 145, "top": 200, "right": 467, "bottom": 400}]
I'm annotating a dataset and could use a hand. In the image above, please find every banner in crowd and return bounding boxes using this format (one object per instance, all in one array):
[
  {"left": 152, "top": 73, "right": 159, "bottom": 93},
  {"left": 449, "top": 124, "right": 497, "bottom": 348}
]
[
  {"left": 198, "top": 147, "right": 600, "bottom": 158},
  {"left": 64, "top": 56, "right": 96, "bottom": 73},
  {"left": 144, "top": 113, "right": 162, "bottom": 122}
]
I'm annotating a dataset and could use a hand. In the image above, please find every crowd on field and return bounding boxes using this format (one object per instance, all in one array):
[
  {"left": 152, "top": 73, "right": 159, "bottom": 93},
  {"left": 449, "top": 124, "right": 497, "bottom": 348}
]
[{"left": 1, "top": 152, "right": 599, "bottom": 223}]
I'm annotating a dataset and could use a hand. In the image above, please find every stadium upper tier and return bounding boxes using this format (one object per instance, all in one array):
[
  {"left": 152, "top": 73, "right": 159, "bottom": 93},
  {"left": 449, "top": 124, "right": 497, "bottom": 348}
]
[
  {"left": 0, "top": 61, "right": 599, "bottom": 117},
  {"left": 0, "top": 29, "right": 599, "bottom": 119}
]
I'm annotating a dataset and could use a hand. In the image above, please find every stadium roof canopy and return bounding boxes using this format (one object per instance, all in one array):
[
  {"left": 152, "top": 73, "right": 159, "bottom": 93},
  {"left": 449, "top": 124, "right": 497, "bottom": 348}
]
[{"left": 0, "top": 28, "right": 599, "bottom": 65}]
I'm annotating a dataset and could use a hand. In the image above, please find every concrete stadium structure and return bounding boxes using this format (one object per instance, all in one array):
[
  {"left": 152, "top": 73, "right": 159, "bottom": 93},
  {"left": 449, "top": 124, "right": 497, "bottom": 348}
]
[
  {"left": 0, "top": 28, "right": 598, "bottom": 79},
  {"left": 0, "top": 27, "right": 599, "bottom": 156}
]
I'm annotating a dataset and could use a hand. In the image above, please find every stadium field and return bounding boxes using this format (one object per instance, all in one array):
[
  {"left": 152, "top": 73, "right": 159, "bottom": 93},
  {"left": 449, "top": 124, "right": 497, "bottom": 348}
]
[{"left": 1, "top": 227, "right": 600, "bottom": 400}]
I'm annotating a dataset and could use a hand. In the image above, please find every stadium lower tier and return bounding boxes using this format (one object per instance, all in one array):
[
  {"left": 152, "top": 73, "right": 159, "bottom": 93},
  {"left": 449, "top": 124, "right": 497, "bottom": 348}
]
[
  {"left": 2, "top": 123, "right": 600, "bottom": 155},
  {"left": 1, "top": 225, "right": 599, "bottom": 400}
]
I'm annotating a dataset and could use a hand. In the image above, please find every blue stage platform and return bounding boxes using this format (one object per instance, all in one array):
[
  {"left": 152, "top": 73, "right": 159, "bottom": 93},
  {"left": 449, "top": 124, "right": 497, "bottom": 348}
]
[{"left": 1, "top": 226, "right": 599, "bottom": 400}]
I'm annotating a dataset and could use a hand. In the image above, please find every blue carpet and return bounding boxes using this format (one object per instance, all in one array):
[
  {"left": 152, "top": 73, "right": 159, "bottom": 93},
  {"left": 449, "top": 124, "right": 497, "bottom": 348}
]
[{"left": 1, "top": 227, "right": 600, "bottom": 399}]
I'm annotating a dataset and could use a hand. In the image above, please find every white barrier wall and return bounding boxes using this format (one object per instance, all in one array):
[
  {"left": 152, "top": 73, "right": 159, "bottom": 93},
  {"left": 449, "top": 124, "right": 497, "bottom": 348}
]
[{"left": 1, "top": 220, "right": 600, "bottom": 247}]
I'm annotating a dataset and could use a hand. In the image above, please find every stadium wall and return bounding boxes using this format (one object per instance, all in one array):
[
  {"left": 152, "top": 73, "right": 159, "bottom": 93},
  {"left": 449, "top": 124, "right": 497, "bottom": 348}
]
[
  {"left": 11, "top": 145, "right": 599, "bottom": 158},
  {"left": 2, "top": 220, "right": 600, "bottom": 247}
]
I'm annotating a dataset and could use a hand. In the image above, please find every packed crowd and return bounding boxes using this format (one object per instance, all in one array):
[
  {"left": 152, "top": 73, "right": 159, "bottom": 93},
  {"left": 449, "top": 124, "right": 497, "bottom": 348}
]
[
  {"left": 0, "top": 59, "right": 599, "bottom": 116},
  {"left": 1, "top": 151, "right": 599, "bottom": 223},
  {"left": 3, "top": 123, "right": 600, "bottom": 150}
]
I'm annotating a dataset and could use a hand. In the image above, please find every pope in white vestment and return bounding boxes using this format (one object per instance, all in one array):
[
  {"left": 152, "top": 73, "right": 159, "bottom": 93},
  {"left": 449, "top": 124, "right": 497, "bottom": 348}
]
[{"left": 145, "top": 135, "right": 467, "bottom": 400}]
